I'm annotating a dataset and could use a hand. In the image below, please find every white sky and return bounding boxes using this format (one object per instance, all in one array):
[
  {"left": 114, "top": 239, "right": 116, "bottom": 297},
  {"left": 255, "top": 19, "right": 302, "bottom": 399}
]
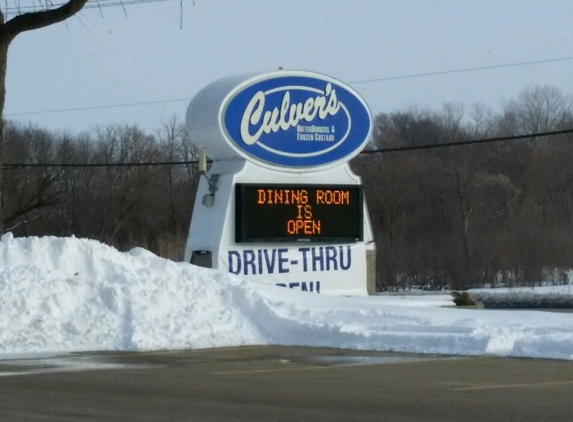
[
  {"left": 1, "top": 234, "right": 572, "bottom": 360},
  {"left": 5, "top": 0, "right": 573, "bottom": 134}
]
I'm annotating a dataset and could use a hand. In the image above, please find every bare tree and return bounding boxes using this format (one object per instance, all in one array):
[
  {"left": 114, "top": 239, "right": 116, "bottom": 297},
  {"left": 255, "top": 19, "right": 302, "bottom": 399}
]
[
  {"left": 158, "top": 117, "right": 186, "bottom": 232},
  {"left": 3, "top": 123, "right": 63, "bottom": 232},
  {"left": 503, "top": 85, "right": 573, "bottom": 135},
  {"left": 91, "top": 124, "right": 161, "bottom": 245},
  {"left": 0, "top": 0, "right": 89, "bottom": 233}
]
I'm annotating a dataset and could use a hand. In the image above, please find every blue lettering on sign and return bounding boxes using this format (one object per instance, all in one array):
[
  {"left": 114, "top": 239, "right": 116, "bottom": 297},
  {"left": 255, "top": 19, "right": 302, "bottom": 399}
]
[
  {"left": 228, "top": 250, "right": 241, "bottom": 274},
  {"left": 299, "top": 245, "right": 351, "bottom": 272},
  {"left": 276, "top": 281, "right": 321, "bottom": 293},
  {"left": 222, "top": 73, "right": 372, "bottom": 168},
  {"left": 301, "top": 281, "right": 321, "bottom": 293},
  {"left": 228, "top": 246, "right": 351, "bottom": 275},
  {"left": 264, "top": 249, "right": 277, "bottom": 273},
  {"left": 243, "top": 250, "right": 256, "bottom": 275},
  {"left": 278, "top": 248, "right": 289, "bottom": 273},
  {"left": 325, "top": 246, "right": 338, "bottom": 270},
  {"left": 228, "top": 248, "right": 290, "bottom": 275}
]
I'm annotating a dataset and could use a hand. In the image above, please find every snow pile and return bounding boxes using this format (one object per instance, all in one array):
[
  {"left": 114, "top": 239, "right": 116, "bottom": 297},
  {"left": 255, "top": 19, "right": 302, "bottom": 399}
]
[
  {"left": 0, "top": 234, "right": 263, "bottom": 353},
  {"left": 1, "top": 234, "right": 573, "bottom": 360}
]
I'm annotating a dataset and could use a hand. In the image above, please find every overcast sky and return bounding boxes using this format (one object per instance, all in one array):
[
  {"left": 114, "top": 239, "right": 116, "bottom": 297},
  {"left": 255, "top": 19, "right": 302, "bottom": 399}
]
[{"left": 5, "top": 0, "right": 573, "bottom": 134}]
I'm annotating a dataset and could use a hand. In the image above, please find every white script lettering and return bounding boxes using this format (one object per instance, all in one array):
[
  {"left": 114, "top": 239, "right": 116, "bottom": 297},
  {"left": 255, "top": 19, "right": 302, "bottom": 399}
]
[{"left": 240, "top": 83, "right": 342, "bottom": 145}]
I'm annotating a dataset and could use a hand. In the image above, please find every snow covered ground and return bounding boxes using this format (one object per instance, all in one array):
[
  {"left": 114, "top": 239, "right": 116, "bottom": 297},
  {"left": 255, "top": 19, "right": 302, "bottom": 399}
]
[{"left": 1, "top": 234, "right": 572, "bottom": 360}]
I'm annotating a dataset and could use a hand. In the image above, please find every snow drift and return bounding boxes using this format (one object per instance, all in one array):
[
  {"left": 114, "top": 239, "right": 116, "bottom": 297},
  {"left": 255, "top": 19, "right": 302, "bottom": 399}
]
[{"left": 1, "top": 233, "right": 573, "bottom": 360}]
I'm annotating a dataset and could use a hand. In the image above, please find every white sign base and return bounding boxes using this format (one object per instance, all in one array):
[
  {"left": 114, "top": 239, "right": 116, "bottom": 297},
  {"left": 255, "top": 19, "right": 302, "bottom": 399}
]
[{"left": 184, "top": 160, "right": 376, "bottom": 296}]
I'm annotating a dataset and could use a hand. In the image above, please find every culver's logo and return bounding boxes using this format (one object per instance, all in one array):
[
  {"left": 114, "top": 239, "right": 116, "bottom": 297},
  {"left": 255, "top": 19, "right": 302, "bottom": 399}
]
[{"left": 221, "top": 72, "right": 371, "bottom": 168}]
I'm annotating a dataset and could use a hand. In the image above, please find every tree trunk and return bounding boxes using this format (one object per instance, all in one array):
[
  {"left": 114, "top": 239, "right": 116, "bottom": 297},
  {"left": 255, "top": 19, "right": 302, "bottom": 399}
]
[
  {"left": 0, "top": 34, "right": 7, "bottom": 234},
  {"left": 0, "top": 0, "right": 89, "bottom": 233}
]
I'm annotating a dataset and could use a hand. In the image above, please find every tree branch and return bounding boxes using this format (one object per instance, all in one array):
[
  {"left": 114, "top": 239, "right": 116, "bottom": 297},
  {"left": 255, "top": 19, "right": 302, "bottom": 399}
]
[
  {"left": 5, "top": 213, "right": 44, "bottom": 232},
  {"left": 5, "top": 192, "right": 61, "bottom": 225},
  {"left": 2, "top": 0, "right": 89, "bottom": 42}
]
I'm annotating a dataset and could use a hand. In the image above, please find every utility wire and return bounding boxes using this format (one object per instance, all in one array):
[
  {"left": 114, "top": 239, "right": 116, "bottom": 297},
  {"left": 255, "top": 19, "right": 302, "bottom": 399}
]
[
  {"left": 4, "top": 159, "right": 203, "bottom": 169},
  {"left": 6, "top": 55, "right": 573, "bottom": 117},
  {"left": 1, "top": 0, "right": 175, "bottom": 13},
  {"left": 361, "top": 128, "right": 573, "bottom": 154},
  {"left": 6, "top": 98, "right": 191, "bottom": 117},
  {"left": 4, "top": 128, "right": 573, "bottom": 169},
  {"left": 348, "top": 56, "right": 573, "bottom": 84}
]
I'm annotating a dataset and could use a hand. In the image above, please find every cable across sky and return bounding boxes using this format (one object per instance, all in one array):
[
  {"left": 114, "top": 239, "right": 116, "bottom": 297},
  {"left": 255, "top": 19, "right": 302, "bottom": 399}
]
[
  {"left": 4, "top": 128, "right": 572, "bottom": 169},
  {"left": 5, "top": 55, "right": 573, "bottom": 118},
  {"left": 1, "top": 0, "right": 177, "bottom": 14}
]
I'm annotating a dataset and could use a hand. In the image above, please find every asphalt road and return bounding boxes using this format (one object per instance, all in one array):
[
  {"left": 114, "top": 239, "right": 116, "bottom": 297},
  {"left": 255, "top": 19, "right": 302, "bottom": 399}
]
[{"left": 1, "top": 346, "right": 572, "bottom": 422}]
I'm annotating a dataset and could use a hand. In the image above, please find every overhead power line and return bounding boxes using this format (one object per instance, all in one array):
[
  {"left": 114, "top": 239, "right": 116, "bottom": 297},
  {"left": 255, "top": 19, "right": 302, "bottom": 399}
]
[
  {"left": 361, "top": 128, "right": 573, "bottom": 154},
  {"left": 4, "top": 159, "right": 202, "bottom": 169},
  {"left": 1, "top": 0, "right": 175, "bottom": 13},
  {"left": 6, "top": 55, "right": 573, "bottom": 117},
  {"left": 348, "top": 56, "right": 573, "bottom": 84},
  {"left": 4, "top": 128, "right": 573, "bottom": 169},
  {"left": 6, "top": 98, "right": 191, "bottom": 117}
]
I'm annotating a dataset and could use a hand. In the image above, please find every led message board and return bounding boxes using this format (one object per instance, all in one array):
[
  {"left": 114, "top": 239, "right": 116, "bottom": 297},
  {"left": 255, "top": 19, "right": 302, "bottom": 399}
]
[{"left": 235, "top": 183, "right": 363, "bottom": 243}]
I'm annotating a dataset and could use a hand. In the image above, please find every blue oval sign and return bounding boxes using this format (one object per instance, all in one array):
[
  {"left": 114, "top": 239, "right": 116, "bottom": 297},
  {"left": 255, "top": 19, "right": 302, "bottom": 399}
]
[{"left": 220, "top": 72, "right": 371, "bottom": 168}]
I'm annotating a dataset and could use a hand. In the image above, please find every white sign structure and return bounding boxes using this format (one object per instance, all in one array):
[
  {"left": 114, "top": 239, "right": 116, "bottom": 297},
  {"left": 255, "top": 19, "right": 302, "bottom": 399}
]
[{"left": 184, "top": 70, "right": 376, "bottom": 295}]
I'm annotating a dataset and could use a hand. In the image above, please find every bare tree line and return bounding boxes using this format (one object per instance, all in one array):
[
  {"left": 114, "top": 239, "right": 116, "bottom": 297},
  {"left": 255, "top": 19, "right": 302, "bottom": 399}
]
[
  {"left": 4, "top": 85, "right": 573, "bottom": 290},
  {"left": 3, "top": 118, "right": 199, "bottom": 259},
  {"left": 352, "top": 85, "right": 573, "bottom": 290}
]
